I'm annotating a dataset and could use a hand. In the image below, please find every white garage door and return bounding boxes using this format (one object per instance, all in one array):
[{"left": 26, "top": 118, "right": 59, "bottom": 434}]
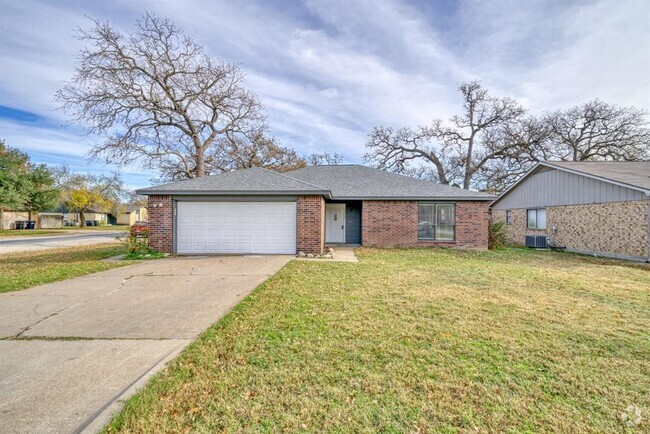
[{"left": 176, "top": 201, "right": 296, "bottom": 254}]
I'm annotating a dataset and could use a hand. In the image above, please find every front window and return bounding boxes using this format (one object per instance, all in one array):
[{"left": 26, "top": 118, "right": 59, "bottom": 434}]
[
  {"left": 505, "top": 210, "right": 512, "bottom": 224},
  {"left": 418, "top": 203, "right": 455, "bottom": 241},
  {"left": 527, "top": 208, "right": 546, "bottom": 229}
]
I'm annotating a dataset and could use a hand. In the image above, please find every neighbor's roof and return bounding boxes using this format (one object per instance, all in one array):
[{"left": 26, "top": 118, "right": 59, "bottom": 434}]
[
  {"left": 543, "top": 161, "right": 650, "bottom": 192},
  {"left": 491, "top": 161, "right": 650, "bottom": 207},
  {"left": 136, "top": 167, "right": 331, "bottom": 196},
  {"left": 137, "top": 165, "right": 494, "bottom": 200},
  {"left": 287, "top": 165, "right": 494, "bottom": 200},
  {"left": 123, "top": 205, "right": 146, "bottom": 212}
]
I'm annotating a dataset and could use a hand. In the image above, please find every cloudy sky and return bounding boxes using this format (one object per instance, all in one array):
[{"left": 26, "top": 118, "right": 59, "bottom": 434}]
[{"left": 1, "top": 0, "right": 648, "bottom": 189}]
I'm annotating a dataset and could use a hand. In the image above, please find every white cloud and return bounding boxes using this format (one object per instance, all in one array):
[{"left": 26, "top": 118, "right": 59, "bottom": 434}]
[{"left": 0, "top": 0, "right": 647, "bottom": 187}]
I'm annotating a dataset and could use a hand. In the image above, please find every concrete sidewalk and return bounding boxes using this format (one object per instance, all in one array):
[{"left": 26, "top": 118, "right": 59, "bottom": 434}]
[{"left": 0, "top": 255, "right": 291, "bottom": 433}]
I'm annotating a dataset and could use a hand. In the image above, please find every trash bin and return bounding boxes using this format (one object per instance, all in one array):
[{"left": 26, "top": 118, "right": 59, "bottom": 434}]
[
  {"left": 93, "top": 220, "right": 99, "bottom": 226},
  {"left": 85, "top": 220, "right": 93, "bottom": 227},
  {"left": 27, "top": 221, "right": 36, "bottom": 229},
  {"left": 15, "top": 221, "right": 25, "bottom": 230}
]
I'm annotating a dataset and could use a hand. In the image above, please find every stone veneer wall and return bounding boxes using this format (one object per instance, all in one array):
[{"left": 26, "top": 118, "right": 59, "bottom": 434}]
[
  {"left": 296, "top": 195, "right": 325, "bottom": 255},
  {"left": 492, "top": 199, "right": 650, "bottom": 260},
  {"left": 147, "top": 195, "right": 173, "bottom": 253},
  {"left": 362, "top": 200, "right": 489, "bottom": 249}
]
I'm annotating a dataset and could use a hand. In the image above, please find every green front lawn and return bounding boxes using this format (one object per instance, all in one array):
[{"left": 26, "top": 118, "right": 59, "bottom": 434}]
[
  {"left": 107, "top": 248, "right": 649, "bottom": 433},
  {"left": 0, "top": 244, "right": 130, "bottom": 293}
]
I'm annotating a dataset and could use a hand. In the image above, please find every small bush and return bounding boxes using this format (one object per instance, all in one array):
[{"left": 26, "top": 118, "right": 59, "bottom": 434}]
[
  {"left": 488, "top": 220, "right": 507, "bottom": 250},
  {"left": 124, "top": 224, "right": 163, "bottom": 259}
]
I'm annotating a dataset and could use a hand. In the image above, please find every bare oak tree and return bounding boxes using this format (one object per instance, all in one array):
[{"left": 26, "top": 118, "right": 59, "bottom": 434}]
[
  {"left": 543, "top": 100, "right": 649, "bottom": 161},
  {"left": 216, "top": 133, "right": 307, "bottom": 173},
  {"left": 365, "top": 81, "right": 526, "bottom": 189},
  {"left": 306, "top": 152, "right": 344, "bottom": 165},
  {"left": 56, "top": 13, "right": 264, "bottom": 179}
]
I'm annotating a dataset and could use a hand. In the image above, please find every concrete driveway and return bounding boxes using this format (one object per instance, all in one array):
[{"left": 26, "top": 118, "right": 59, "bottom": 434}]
[
  {"left": 0, "top": 255, "right": 292, "bottom": 433},
  {"left": 0, "top": 231, "right": 126, "bottom": 254}
]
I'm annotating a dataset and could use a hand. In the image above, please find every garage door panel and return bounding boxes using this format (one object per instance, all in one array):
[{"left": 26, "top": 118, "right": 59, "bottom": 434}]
[{"left": 176, "top": 201, "right": 296, "bottom": 254}]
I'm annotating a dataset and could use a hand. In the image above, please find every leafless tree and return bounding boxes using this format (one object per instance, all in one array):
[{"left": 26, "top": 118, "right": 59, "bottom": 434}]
[
  {"left": 364, "top": 81, "right": 526, "bottom": 189},
  {"left": 56, "top": 13, "right": 265, "bottom": 180},
  {"left": 306, "top": 152, "right": 344, "bottom": 165},
  {"left": 217, "top": 133, "right": 307, "bottom": 173},
  {"left": 542, "top": 100, "right": 649, "bottom": 161}
]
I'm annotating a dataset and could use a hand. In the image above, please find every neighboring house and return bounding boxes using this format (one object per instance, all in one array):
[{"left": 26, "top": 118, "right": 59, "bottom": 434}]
[
  {"left": 117, "top": 205, "right": 148, "bottom": 226},
  {"left": 491, "top": 161, "right": 650, "bottom": 262},
  {"left": 0, "top": 211, "right": 63, "bottom": 229},
  {"left": 136, "top": 165, "right": 493, "bottom": 255},
  {"left": 64, "top": 210, "right": 108, "bottom": 226}
]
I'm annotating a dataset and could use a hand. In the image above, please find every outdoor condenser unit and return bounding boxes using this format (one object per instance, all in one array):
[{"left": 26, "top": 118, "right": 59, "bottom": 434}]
[{"left": 525, "top": 235, "right": 548, "bottom": 249}]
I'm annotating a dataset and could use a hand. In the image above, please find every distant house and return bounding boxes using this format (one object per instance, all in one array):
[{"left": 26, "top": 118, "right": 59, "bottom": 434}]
[
  {"left": 0, "top": 211, "right": 63, "bottom": 229},
  {"left": 116, "top": 205, "right": 148, "bottom": 226},
  {"left": 64, "top": 210, "right": 109, "bottom": 226},
  {"left": 491, "top": 161, "right": 650, "bottom": 262}
]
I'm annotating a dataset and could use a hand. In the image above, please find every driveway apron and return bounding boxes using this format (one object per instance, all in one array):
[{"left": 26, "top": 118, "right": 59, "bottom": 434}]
[{"left": 0, "top": 255, "right": 291, "bottom": 433}]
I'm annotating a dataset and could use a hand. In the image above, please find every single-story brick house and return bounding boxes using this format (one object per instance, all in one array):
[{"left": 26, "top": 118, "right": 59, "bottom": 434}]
[
  {"left": 491, "top": 161, "right": 650, "bottom": 262},
  {"left": 136, "top": 165, "right": 493, "bottom": 255}
]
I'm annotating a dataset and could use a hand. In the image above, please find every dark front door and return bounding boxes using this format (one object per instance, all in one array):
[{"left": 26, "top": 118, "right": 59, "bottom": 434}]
[{"left": 345, "top": 203, "right": 361, "bottom": 244}]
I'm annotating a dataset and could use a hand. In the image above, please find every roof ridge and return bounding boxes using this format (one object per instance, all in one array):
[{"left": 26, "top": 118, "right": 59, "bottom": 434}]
[{"left": 257, "top": 166, "right": 330, "bottom": 190}]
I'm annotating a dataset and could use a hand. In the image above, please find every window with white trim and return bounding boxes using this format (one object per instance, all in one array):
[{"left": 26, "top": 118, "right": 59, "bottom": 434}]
[
  {"left": 418, "top": 203, "right": 455, "bottom": 241},
  {"left": 527, "top": 208, "right": 546, "bottom": 229}
]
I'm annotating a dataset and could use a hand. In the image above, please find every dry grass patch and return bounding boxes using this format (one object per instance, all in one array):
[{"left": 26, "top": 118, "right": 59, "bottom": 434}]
[
  {"left": 0, "top": 229, "right": 65, "bottom": 237},
  {"left": 0, "top": 243, "right": 129, "bottom": 293},
  {"left": 106, "top": 248, "right": 649, "bottom": 433}
]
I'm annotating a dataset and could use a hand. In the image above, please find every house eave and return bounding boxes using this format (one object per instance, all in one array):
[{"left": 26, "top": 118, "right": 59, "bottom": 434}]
[
  {"left": 136, "top": 189, "right": 333, "bottom": 199},
  {"left": 491, "top": 162, "right": 650, "bottom": 208},
  {"left": 331, "top": 196, "right": 494, "bottom": 201}
]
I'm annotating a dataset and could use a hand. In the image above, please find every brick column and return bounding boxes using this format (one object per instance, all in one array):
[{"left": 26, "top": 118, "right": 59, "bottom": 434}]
[
  {"left": 148, "top": 195, "right": 173, "bottom": 253},
  {"left": 296, "top": 195, "right": 324, "bottom": 255}
]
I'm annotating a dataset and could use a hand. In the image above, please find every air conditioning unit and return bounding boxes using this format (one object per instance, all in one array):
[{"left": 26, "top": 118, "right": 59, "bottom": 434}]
[{"left": 525, "top": 235, "right": 548, "bottom": 249}]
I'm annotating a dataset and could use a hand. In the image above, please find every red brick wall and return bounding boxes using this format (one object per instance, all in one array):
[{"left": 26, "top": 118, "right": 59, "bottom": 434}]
[
  {"left": 296, "top": 195, "right": 324, "bottom": 255},
  {"left": 148, "top": 195, "right": 173, "bottom": 253},
  {"left": 362, "top": 200, "right": 489, "bottom": 249}
]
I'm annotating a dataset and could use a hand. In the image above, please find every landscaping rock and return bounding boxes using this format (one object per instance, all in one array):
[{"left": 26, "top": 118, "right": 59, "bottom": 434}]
[
  {"left": 328, "top": 247, "right": 335, "bottom": 258},
  {"left": 306, "top": 253, "right": 314, "bottom": 258},
  {"left": 297, "top": 251, "right": 306, "bottom": 258}
]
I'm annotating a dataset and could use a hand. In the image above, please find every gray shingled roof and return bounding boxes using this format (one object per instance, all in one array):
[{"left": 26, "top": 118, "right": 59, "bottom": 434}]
[
  {"left": 544, "top": 161, "right": 650, "bottom": 192},
  {"left": 136, "top": 167, "right": 330, "bottom": 196},
  {"left": 287, "top": 165, "right": 494, "bottom": 200},
  {"left": 137, "top": 165, "right": 494, "bottom": 200}
]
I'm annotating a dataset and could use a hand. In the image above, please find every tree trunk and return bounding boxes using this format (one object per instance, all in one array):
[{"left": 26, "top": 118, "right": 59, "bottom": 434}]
[
  {"left": 463, "top": 175, "right": 471, "bottom": 190},
  {"left": 80, "top": 210, "right": 85, "bottom": 228},
  {"left": 195, "top": 147, "right": 206, "bottom": 177}
]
